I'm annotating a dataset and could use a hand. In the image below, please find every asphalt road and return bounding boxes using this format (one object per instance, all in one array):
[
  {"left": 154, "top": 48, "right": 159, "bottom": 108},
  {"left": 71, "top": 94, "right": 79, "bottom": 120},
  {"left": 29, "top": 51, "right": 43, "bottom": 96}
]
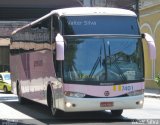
[{"left": 0, "top": 92, "right": 160, "bottom": 125}]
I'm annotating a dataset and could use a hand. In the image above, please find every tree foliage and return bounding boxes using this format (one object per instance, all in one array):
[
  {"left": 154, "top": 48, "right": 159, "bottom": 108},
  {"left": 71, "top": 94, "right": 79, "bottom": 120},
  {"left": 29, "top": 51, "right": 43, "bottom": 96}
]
[{"left": 154, "top": 74, "right": 160, "bottom": 87}]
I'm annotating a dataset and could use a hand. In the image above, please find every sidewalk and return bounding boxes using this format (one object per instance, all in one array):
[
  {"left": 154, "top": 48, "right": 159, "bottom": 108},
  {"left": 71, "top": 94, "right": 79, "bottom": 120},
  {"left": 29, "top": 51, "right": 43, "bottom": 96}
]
[
  {"left": 144, "top": 89, "right": 160, "bottom": 98},
  {"left": 0, "top": 91, "right": 18, "bottom": 102}
]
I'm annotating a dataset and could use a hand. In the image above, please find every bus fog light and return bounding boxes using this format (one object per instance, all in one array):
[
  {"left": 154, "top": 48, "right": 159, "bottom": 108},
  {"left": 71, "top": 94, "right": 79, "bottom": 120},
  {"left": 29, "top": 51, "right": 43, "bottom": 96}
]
[
  {"left": 139, "top": 100, "right": 143, "bottom": 105},
  {"left": 66, "top": 102, "right": 72, "bottom": 108},
  {"left": 136, "top": 100, "right": 143, "bottom": 105}
]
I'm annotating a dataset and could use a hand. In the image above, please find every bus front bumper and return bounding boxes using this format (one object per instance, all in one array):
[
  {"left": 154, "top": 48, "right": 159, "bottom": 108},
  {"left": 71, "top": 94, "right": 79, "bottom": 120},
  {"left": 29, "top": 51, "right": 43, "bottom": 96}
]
[{"left": 63, "top": 95, "right": 144, "bottom": 112}]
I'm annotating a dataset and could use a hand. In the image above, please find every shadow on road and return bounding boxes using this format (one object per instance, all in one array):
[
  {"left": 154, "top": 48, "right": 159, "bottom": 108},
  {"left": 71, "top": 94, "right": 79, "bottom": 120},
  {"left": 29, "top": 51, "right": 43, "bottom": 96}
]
[
  {"left": 4, "top": 100, "right": 135, "bottom": 125},
  {"left": 0, "top": 91, "right": 12, "bottom": 94}
]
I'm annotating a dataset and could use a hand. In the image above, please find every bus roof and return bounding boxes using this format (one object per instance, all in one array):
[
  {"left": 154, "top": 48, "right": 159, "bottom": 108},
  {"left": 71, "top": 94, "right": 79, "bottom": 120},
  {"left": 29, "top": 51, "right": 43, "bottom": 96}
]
[
  {"left": 52, "top": 7, "right": 137, "bottom": 16},
  {"left": 12, "top": 7, "right": 137, "bottom": 35}
]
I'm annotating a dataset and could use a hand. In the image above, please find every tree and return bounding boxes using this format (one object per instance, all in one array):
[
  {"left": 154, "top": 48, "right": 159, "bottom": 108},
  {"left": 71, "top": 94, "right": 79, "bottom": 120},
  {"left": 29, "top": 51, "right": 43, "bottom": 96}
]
[{"left": 154, "top": 74, "right": 160, "bottom": 87}]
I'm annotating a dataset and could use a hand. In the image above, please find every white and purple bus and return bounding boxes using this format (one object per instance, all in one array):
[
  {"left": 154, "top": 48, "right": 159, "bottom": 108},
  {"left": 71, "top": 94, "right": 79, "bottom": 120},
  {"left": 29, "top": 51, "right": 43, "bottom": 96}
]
[{"left": 10, "top": 7, "right": 156, "bottom": 117}]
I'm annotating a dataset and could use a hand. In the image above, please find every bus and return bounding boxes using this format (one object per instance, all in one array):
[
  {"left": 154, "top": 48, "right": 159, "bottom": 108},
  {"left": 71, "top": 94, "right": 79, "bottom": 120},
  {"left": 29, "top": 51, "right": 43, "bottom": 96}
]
[{"left": 10, "top": 7, "right": 156, "bottom": 117}]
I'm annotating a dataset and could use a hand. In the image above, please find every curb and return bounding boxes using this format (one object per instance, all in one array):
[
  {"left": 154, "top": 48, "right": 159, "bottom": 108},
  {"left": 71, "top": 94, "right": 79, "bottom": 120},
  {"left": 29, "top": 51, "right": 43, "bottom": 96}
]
[{"left": 144, "top": 93, "right": 160, "bottom": 98}]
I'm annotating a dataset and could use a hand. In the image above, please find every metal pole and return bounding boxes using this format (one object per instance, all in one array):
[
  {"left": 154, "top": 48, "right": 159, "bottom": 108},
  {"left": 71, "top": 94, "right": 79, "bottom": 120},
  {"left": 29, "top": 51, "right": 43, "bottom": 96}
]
[{"left": 136, "top": 0, "right": 139, "bottom": 19}]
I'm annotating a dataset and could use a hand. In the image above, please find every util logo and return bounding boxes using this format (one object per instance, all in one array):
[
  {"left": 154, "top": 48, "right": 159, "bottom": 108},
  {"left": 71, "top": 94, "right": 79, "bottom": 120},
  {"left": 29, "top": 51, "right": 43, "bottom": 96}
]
[{"left": 104, "top": 91, "right": 110, "bottom": 96}]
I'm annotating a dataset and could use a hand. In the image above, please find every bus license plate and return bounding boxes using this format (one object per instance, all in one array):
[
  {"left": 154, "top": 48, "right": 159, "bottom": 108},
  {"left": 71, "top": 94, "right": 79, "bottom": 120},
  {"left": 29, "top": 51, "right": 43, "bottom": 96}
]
[{"left": 100, "top": 102, "right": 113, "bottom": 107}]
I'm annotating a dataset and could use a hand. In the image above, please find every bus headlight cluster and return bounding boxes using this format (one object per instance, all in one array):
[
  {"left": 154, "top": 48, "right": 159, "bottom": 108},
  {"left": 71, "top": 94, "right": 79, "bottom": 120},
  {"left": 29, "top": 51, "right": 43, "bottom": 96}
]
[
  {"left": 128, "top": 89, "right": 144, "bottom": 96},
  {"left": 64, "top": 91, "right": 85, "bottom": 98}
]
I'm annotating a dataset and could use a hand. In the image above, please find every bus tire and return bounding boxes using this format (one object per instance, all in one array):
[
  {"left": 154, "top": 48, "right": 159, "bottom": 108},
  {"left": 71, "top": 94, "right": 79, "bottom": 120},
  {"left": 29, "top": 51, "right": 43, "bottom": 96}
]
[
  {"left": 111, "top": 110, "right": 123, "bottom": 116},
  {"left": 17, "top": 82, "right": 25, "bottom": 104},
  {"left": 47, "top": 86, "right": 59, "bottom": 117},
  {"left": 3, "top": 86, "right": 8, "bottom": 93}
]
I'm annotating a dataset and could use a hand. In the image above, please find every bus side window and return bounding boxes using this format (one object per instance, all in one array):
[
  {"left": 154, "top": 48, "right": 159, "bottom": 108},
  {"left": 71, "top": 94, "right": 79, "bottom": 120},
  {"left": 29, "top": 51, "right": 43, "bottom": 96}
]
[
  {"left": 52, "top": 16, "right": 60, "bottom": 39},
  {"left": 52, "top": 15, "right": 61, "bottom": 78}
]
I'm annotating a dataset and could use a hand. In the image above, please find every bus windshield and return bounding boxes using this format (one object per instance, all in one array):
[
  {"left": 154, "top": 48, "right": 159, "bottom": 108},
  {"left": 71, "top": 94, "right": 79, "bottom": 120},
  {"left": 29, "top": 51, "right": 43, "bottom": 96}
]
[
  {"left": 63, "top": 37, "right": 144, "bottom": 84},
  {"left": 61, "top": 16, "right": 139, "bottom": 35},
  {"left": 4, "top": 74, "right": 11, "bottom": 80}
]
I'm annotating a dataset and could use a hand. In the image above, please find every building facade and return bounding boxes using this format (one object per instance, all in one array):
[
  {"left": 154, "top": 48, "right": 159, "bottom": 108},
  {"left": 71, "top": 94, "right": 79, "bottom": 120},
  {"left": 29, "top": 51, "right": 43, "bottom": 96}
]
[
  {"left": 82, "top": 0, "right": 138, "bottom": 13},
  {"left": 0, "top": 21, "right": 29, "bottom": 71},
  {"left": 140, "top": 0, "right": 160, "bottom": 89}
]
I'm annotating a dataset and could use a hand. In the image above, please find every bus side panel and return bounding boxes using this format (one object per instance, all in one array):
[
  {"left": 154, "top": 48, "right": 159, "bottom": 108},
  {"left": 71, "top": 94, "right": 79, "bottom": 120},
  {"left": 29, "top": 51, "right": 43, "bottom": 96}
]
[
  {"left": 10, "top": 54, "right": 30, "bottom": 97},
  {"left": 10, "top": 55, "right": 18, "bottom": 94},
  {"left": 10, "top": 50, "right": 65, "bottom": 108},
  {"left": 41, "top": 50, "right": 65, "bottom": 109},
  {"left": 29, "top": 50, "right": 56, "bottom": 105}
]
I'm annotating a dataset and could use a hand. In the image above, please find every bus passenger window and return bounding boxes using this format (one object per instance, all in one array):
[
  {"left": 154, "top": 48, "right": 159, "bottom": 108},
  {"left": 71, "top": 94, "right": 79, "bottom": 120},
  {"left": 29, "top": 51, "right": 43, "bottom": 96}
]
[{"left": 52, "top": 16, "right": 60, "bottom": 39}]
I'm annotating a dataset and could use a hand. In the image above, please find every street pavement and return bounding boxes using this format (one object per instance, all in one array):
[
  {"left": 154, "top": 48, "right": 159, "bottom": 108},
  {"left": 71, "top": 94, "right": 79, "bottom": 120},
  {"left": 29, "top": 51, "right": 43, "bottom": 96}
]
[
  {"left": 0, "top": 92, "right": 18, "bottom": 102},
  {"left": 0, "top": 90, "right": 160, "bottom": 125}
]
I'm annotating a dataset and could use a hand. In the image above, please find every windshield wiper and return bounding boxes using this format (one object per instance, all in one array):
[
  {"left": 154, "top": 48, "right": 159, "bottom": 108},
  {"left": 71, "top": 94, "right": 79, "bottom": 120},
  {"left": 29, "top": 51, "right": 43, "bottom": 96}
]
[
  {"left": 89, "top": 57, "right": 101, "bottom": 78},
  {"left": 106, "top": 40, "right": 127, "bottom": 82},
  {"left": 112, "top": 61, "right": 127, "bottom": 82},
  {"left": 89, "top": 46, "right": 102, "bottom": 78},
  {"left": 89, "top": 40, "right": 109, "bottom": 81},
  {"left": 103, "top": 40, "right": 108, "bottom": 80}
]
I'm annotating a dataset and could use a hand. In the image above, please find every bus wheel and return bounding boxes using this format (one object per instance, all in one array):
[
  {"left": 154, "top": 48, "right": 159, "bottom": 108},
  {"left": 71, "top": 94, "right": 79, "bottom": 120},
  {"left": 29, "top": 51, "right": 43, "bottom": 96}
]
[
  {"left": 3, "top": 86, "right": 8, "bottom": 93},
  {"left": 111, "top": 110, "right": 123, "bottom": 116},
  {"left": 50, "top": 93, "right": 57, "bottom": 116},
  {"left": 17, "top": 83, "right": 25, "bottom": 104},
  {"left": 48, "top": 89, "right": 62, "bottom": 117}
]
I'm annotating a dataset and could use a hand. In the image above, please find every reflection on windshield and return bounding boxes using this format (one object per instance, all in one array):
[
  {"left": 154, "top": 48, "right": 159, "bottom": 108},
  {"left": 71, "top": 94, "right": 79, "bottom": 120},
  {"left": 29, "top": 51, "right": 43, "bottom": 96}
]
[{"left": 63, "top": 37, "right": 144, "bottom": 84}]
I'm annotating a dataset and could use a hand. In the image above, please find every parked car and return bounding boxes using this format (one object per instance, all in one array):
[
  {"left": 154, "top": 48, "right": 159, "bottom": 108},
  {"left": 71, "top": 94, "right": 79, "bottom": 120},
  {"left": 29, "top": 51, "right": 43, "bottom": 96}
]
[{"left": 0, "top": 72, "right": 11, "bottom": 93}]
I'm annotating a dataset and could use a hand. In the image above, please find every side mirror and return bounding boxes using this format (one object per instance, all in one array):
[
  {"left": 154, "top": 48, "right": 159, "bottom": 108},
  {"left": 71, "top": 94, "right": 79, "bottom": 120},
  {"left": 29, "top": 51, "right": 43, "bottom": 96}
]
[
  {"left": 142, "top": 33, "right": 156, "bottom": 60},
  {"left": 55, "top": 33, "right": 64, "bottom": 60}
]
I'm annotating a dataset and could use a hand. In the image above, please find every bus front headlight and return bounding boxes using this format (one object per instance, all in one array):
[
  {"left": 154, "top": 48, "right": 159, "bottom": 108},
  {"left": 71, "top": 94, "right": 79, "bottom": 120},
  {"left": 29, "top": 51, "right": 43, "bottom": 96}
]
[{"left": 64, "top": 91, "right": 86, "bottom": 98}]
